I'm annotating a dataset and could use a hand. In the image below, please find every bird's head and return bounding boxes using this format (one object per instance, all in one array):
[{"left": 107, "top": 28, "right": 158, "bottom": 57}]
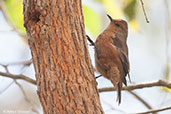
[{"left": 107, "top": 14, "right": 128, "bottom": 35}]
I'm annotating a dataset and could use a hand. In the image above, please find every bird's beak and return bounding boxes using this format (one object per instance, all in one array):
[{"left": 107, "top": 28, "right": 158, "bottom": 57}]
[{"left": 107, "top": 14, "right": 113, "bottom": 22}]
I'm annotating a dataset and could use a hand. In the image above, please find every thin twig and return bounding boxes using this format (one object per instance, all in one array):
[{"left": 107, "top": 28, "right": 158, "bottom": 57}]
[
  {"left": 98, "top": 80, "right": 171, "bottom": 92},
  {"left": 15, "top": 80, "right": 40, "bottom": 114},
  {"left": 0, "top": 80, "right": 14, "bottom": 94},
  {"left": 163, "top": 0, "right": 171, "bottom": 80},
  {"left": 135, "top": 105, "right": 171, "bottom": 114},
  {"left": 140, "top": 0, "right": 149, "bottom": 23},
  {"left": 101, "top": 99, "right": 127, "bottom": 114},
  {"left": 1, "top": 64, "right": 39, "bottom": 113},
  {"left": 4, "top": 59, "right": 32, "bottom": 66},
  {"left": 0, "top": 71, "right": 36, "bottom": 85},
  {"left": 128, "top": 91, "right": 155, "bottom": 114},
  {"left": 0, "top": 65, "right": 15, "bottom": 94},
  {"left": 15, "top": 80, "right": 30, "bottom": 102}
]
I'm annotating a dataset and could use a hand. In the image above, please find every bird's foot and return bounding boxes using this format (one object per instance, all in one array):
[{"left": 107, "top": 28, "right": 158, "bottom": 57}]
[{"left": 86, "top": 35, "right": 95, "bottom": 46}]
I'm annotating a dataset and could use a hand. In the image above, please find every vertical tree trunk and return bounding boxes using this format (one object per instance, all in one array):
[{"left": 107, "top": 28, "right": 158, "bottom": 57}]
[{"left": 23, "top": 0, "right": 104, "bottom": 114}]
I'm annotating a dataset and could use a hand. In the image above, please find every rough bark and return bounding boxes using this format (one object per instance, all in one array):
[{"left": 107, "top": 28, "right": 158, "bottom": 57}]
[{"left": 23, "top": 0, "right": 104, "bottom": 114}]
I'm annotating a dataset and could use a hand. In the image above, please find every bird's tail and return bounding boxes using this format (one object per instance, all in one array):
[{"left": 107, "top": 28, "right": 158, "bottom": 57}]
[{"left": 116, "top": 82, "right": 122, "bottom": 104}]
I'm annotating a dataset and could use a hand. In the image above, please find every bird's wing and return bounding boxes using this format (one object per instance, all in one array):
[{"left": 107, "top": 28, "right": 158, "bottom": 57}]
[
  {"left": 112, "top": 37, "right": 130, "bottom": 85},
  {"left": 112, "top": 37, "right": 123, "bottom": 48},
  {"left": 117, "top": 49, "right": 130, "bottom": 86}
]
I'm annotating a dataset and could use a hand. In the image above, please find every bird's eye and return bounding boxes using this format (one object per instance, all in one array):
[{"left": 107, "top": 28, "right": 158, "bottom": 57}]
[{"left": 115, "top": 23, "right": 120, "bottom": 27}]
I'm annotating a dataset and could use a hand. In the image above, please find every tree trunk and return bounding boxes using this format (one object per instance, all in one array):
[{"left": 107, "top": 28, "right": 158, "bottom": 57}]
[{"left": 23, "top": 0, "right": 104, "bottom": 114}]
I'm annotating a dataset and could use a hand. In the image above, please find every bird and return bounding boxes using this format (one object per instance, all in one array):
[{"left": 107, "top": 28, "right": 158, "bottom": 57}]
[{"left": 94, "top": 14, "right": 130, "bottom": 104}]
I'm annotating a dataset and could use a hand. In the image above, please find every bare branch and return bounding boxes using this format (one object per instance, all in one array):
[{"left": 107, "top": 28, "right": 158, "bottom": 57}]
[
  {"left": 0, "top": 71, "right": 36, "bottom": 85},
  {"left": 0, "top": 64, "right": 39, "bottom": 113},
  {"left": 163, "top": 0, "right": 171, "bottom": 81},
  {"left": 139, "top": 0, "right": 149, "bottom": 23},
  {"left": 101, "top": 99, "right": 127, "bottom": 114},
  {"left": 98, "top": 80, "right": 171, "bottom": 92},
  {"left": 128, "top": 91, "right": 159, "bottom": 114},
  {"left": 0, "top": 80, "right": 14, "bottom": 94},
  {"left": 15, "top": 80, "right": 30, "bottom": 102},
  {"left": 135, "top": 105, "right": 171, "bottom": 114},
  {"left": 5, "top": 59, "right": 32, "bottom": 66},
  {"left": 15, "top": 80, "right": 40, "bottom": 114},
  {"left": 128, "top": 91, "right": 154, "bottom": 111}
]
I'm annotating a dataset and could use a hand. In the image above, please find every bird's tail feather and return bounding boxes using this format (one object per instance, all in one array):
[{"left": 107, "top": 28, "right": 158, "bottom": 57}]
[{"left": 116, "top": 82, "right": 122, "bottom": 104}]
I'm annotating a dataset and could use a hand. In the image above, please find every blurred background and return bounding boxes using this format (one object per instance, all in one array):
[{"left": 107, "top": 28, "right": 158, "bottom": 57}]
[{"left": 0, "top": 0, "right": 171, "bottom": 114}]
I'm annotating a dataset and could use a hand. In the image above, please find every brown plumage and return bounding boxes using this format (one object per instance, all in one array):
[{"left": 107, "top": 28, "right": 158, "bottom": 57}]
[{"left": 94, "top": 15, "right": 130, "bottom": 104}]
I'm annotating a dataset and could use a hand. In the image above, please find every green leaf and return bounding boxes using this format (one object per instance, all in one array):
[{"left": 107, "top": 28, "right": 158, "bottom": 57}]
[
  {"left": 5, "top": 0, "right": 25, "bottom": 31},
  {"left": 101, "top": 0, "right": 124, "bottom": 18},
  {"left": 123, "top": 0, "right": 137, "bottom": 21},
  {"left": 94, "top": 0, "right": 102, "bottom": 2},
  {"left": 83, "top": 6, "right": 102, "bottom": 37}
]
